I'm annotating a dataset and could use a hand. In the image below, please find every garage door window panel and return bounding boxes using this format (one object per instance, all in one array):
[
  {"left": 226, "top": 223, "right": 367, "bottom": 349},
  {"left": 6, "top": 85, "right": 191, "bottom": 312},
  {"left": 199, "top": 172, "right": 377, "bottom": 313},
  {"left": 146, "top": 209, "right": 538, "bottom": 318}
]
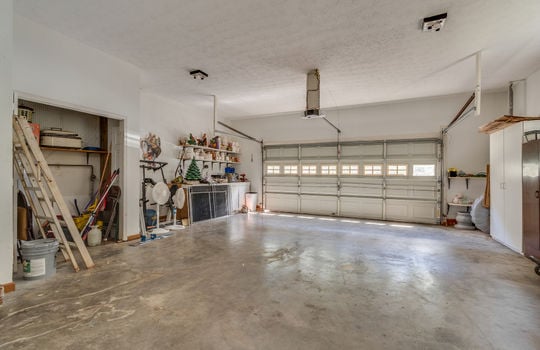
[
  {"left": 302, "top": 165, "right": 317, "bottom": 175},
  {"left": 413, "top": 164, "right": 435, "bottom": 177},
  {"left": 387, "top": 164, "right": 408, "bottom": 176},
  {"left": 284, "top": 165, "right": 298, "bottom": 175},
  {"left": 321, "top": 165, "right": 337, "bottom": 175},
  {"left": 267, "top": 165, "right": 281, "bottom": 175},
  {"left": 342, "top": 165, "right": 359, "bottom": 175},
  {"left": 364, "top": 164, "right": 383, "bottom": 176}
]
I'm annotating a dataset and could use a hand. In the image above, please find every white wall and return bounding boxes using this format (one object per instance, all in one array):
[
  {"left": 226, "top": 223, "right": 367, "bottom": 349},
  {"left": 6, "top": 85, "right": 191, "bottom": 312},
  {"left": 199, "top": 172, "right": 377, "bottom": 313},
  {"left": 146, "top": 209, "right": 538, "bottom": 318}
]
[
  {"left": 13, "top": 15, "right": 141, "bottom": 240},
  {"left": 232, "top": 92, "right": 507, "bottom": 216},
  {"left": 0, "top": 0, "right": 13, "bottom": 285},
  {"left": 139, "top": 92, "right": 213, "bottom": 183},
  {"left": 445, "top": 92, "right": 508, "bottom": 217},
  {"left": 235, "top": 94, "right": 468, "bottom": 145},
  {"left": 526, "top": 68, "right": 540, "bottom": 116}
]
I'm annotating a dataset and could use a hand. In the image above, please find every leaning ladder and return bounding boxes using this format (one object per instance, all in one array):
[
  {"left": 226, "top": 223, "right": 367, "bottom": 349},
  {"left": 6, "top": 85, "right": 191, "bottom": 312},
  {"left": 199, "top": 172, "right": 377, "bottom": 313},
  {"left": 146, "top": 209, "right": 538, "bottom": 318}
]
[{"left": 12, "top": 115, "right": 94, "bottom": 271}]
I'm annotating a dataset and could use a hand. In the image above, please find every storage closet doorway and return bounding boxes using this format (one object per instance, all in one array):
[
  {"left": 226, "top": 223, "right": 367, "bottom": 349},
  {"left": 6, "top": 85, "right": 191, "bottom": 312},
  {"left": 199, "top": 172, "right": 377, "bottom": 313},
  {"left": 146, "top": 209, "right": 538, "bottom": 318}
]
[{"left": 14, "top": 93, "right": 126, "bottom": 241}]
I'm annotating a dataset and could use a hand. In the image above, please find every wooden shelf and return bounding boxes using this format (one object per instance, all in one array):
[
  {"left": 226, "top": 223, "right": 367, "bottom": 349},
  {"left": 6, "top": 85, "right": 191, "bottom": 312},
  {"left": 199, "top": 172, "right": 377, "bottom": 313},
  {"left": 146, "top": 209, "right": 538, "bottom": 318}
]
[
  {"left": 41, "top": 147, "right": 108, "bottom": 164},
  {"left": 41, "top": 146, "right": 108, "bottom": 154},
  {"left": 447, "top": 202, "right": 473, "bottom": 213},
  {"left": 181, "top": 158, "right": 239, "bottom": 165},
  {"left": 479, "top": 115, "right": 540, "bottom": 134},
  {"left": 447, "top": 176, "right": 486, "bottom": 189},
  {"left": 447, "top": 202, "right": 473, "bottom": 207},
  {"left": 180, "top": 144, "right": 240, "bottom": 155}
]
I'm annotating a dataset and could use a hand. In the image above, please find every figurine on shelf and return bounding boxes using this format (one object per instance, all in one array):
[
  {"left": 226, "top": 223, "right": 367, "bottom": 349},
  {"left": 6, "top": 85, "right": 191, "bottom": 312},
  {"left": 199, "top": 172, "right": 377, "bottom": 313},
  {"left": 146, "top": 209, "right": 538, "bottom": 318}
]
[
  {"left": 187, "top": 133, "right": 197, "bottom": 145},
  {"left": 209, "top": 136, "right": 220, "bottom": 149},
  {"left": 198, "top": 133, "right": 208, "bottom": 147},
  {"left": 452, "top": 194, "right": 464, "bottom": 204},
  {"left": 184, "top": 159, "right": 201, "bottom": 184},
  {"left": 221, "top": 137, "right": 228, "bottom": 150},
  {"left": 195, "top": 149, "right": 205, "bottom": 160}
]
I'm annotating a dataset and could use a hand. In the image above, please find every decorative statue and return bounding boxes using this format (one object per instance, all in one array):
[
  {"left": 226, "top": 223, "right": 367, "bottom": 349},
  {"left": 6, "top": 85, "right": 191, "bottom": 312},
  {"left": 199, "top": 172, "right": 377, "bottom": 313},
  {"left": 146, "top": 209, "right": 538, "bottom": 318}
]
[
  {"left": 185, "top": 159, "right": 202, "bottom": 182},
  {"left": 209, "top": 136, "right": 220, "bottom": 149},
  {"left": 140, "top": 133, "right": 161, "bottom": 161},
  {"left": 187, "top": 133, "right": 197, "bottom": 145},
  {"left": 198, "top": 133, "right": 208, "bottom": 147}
]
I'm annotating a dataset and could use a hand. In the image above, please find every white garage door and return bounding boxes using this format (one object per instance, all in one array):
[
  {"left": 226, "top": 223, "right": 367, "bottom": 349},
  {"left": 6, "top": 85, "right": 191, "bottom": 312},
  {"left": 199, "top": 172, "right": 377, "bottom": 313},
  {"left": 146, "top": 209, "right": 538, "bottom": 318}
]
[{"left": 264, "top": 139, "right": 441, "bottom": 224}]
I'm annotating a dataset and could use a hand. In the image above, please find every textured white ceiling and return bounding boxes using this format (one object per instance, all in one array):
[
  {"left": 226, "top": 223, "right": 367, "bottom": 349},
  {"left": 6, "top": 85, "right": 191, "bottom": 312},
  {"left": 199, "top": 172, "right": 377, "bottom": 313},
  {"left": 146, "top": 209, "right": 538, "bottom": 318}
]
[{"left": 15, "top": 0, "right": 540, "bottom": 119}]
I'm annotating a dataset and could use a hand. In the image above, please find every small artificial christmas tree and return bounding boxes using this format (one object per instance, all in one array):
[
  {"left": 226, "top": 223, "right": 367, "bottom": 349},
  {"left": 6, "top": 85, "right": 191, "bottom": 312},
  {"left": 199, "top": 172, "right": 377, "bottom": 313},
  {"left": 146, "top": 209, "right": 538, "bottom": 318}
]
[{"left": 184, "top": 159, "right": 201, "bottom": 182}]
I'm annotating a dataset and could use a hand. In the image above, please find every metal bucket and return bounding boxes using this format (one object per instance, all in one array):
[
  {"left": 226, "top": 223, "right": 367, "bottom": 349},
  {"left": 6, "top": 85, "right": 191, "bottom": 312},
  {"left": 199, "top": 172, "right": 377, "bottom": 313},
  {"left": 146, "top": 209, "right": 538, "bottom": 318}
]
[{"left": 21, "top": 239, "right": 59, "bottom": 280}]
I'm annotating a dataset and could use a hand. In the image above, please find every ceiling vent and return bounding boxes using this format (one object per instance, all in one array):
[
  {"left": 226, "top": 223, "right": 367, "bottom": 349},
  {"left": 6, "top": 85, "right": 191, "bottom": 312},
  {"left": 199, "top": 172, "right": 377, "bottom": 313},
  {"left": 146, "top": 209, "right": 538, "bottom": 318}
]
[
  {"left": 303, "top": 69, "right": 326, "bottom": 119},
  {"left": 422, "top": 13, "right": 447, "bottom": 32},
  {"left": 190, "top": 69, "right": 208, "bottom": 80}
]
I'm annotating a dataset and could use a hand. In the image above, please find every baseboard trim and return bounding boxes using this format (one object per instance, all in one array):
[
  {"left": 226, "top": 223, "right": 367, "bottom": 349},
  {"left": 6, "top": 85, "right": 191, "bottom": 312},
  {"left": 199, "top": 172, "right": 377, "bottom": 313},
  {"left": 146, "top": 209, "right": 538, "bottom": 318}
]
[
  {"left": 127, "top": 233, "right": 141, "bottom": 241},
  {"left": 2, "top": 282, "right": 16, "bottom": 293}
]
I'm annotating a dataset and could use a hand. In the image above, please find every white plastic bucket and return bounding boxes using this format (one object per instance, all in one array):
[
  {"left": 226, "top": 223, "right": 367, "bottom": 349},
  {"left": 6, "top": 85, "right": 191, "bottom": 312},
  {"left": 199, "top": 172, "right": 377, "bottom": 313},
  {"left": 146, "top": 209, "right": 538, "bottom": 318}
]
[
  {"left": 21, "top": 239, "right": 59, "bottom": 280},
  {"left": 245, "top": 192, "right": 258, "bottom": 212}
]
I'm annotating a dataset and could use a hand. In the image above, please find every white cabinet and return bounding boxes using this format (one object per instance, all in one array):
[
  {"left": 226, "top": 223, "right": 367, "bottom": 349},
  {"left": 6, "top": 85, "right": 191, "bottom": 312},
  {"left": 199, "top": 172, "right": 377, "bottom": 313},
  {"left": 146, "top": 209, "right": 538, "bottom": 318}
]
[
  {"left": 490, "top": 123, "right": 523, "bottom": 252},
  {"left": 229, "top": 182, "right": 250, "bottom": 213}
]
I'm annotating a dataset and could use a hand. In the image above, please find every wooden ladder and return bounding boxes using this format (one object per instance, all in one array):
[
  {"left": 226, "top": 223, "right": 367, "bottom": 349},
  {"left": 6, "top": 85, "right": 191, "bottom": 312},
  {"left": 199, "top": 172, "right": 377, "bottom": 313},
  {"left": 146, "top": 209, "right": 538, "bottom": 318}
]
[{"left": 12, "top": 115, "right": 94, "bottom": 271}]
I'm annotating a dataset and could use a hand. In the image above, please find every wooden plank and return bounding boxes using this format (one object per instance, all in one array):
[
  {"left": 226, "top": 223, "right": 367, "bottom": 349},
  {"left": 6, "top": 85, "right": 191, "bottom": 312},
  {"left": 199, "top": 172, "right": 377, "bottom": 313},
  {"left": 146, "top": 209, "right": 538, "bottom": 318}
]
[
  {"left": 99, "top": 117, "right": 111, "bottom": 183},
  {"left": 41, "top": 146, "right": 108, "bottom": 154},
  {"left": 127, "top": 233, "right": 141, "bottom": 241},
  {"left": 479, "top": 115, "right": 540, "bottom": 134}
]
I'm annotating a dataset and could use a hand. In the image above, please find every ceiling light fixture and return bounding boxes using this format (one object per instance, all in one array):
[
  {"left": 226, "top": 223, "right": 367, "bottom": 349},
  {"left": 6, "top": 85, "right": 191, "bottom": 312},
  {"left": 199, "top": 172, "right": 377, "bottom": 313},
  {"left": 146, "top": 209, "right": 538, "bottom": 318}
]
[
  {"left": 190, "top": 69, "right": 208, "bottom": 80},
  {"left": 422, "top": 13, "right": 447, "bottom": 32}
]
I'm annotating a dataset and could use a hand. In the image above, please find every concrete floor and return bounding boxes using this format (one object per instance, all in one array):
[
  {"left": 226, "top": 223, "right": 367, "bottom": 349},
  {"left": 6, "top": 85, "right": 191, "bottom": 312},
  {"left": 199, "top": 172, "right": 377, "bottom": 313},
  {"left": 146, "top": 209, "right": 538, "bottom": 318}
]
[{"left": 0, "top": 213, "right": 539, "bottom": 350}]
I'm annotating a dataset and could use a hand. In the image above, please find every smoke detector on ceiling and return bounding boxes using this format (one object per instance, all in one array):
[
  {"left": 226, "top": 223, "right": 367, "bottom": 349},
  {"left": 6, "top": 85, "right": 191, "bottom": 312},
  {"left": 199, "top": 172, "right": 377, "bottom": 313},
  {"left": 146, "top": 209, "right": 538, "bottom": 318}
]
[
  {"left": 422, "top": 13, "right": 447, "bottom": 32},
  {"left": 190, "top": 70, "right": 208, "bottom": 80}
]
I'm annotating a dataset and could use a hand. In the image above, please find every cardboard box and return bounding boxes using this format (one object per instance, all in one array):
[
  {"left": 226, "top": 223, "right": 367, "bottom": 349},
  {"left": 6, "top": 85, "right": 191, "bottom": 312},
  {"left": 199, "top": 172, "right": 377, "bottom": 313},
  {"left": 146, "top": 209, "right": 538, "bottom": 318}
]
[{"left": 29, "top": 123, "right": 40, "bottom": 143}]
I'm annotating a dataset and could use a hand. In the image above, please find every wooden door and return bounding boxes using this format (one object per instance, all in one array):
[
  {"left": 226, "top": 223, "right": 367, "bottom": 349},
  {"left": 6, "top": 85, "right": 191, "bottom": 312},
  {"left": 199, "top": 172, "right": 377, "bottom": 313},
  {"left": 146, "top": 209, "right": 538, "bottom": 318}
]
[{"left": 522, "top": 140, "right": 540, "bottom": 258}]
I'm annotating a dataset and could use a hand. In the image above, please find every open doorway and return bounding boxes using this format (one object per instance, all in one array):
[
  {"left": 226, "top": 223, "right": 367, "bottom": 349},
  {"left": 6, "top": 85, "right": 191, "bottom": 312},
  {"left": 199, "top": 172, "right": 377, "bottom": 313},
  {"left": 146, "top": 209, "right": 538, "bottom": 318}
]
[{"left": 13, "top": 95, "right": 126, "bottom": 272}]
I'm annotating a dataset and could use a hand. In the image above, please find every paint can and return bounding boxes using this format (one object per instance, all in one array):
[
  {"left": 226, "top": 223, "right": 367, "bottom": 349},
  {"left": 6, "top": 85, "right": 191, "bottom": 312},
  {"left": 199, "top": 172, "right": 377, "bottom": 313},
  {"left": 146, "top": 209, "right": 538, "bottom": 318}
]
[{"left": 21, "top": 239, "right": 59, "bottom": 280}]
